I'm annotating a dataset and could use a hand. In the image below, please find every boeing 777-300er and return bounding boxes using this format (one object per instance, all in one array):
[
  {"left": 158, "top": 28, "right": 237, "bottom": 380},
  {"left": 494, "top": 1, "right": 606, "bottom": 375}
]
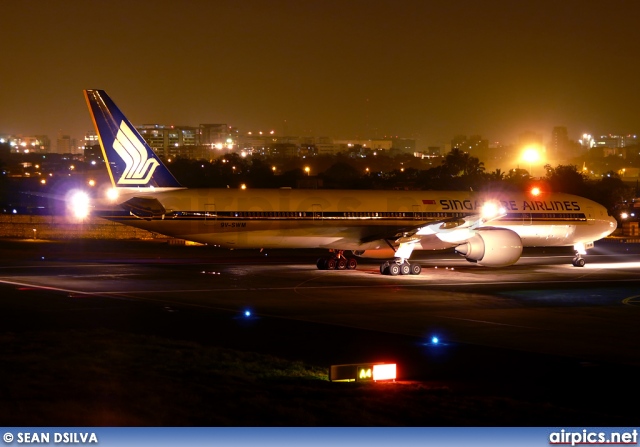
[{"left": 84, "top": 89, "right": 617, "bottom": 275}]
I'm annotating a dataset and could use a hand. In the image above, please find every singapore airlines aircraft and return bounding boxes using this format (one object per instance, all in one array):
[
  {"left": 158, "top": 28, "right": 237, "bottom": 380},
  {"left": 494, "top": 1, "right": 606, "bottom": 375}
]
[{"left": 84, "top": 89, "right": 617, "bottom": 275}]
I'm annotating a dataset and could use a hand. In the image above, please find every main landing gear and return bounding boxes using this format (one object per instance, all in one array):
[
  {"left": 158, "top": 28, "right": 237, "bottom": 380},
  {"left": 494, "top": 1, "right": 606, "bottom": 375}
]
[
  {"left": 379, "top": 260, "right": 422, "bottom": 276},
  {"left": 316, "top": 250, "right": 358, "bottom": 270},
  {"left": 315, "top": 249, "right": 422, "bottom": 276}
]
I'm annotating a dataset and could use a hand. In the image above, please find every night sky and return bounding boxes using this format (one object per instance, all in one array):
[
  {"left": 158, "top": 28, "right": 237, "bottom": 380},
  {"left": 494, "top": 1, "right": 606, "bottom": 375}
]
[{"left": 2, "top": 0, "right": 639, "bottom": 147}]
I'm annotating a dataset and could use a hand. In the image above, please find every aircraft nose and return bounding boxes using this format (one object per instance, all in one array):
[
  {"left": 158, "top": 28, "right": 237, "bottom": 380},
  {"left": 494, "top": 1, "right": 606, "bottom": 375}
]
[{"left": 609, "top": 215, "right": 618, "bottom": 232}]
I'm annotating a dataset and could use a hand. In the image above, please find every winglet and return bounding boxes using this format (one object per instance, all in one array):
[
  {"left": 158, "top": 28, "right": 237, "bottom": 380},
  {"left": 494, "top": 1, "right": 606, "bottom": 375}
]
[{"left": 84, "top": 90, "right": 182, "bottom": 189}]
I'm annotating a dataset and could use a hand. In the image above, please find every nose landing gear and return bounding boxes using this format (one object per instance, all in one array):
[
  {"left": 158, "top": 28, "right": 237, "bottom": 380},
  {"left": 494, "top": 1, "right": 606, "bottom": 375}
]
[
  {"left": 572, "top": 254, "right": 586, "bottom": 267},
  {"left": 572, "top": 241, "right": 593, "bottom": 267}
]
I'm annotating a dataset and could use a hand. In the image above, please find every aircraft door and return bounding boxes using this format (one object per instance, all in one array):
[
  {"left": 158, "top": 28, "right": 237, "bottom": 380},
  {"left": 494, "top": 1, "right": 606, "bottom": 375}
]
[
  {"left": 205, "top": 203, "right": 216, "bottom": 225},
  {"left": 413, "top": 205, "right": 422, "bottom": 220},
  {"left": 587, "top": 206, "right": 594, "bottom": 225},
  {"left": 311, "top": 204, "right": 323, "bottom": 221}
]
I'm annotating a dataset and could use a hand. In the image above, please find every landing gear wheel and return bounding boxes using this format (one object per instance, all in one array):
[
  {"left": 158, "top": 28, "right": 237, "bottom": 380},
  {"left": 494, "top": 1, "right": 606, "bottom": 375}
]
[
  {"left": 380, "top": 261, "right": 390, "bottom": 275},
  {"left": 572, "top": 257, "right": 586, "bottom": 267},
  {"left": 410, "top": 263, "right": 422, "bottom": 275},
  {"left": 317, "top": 252, "right": 358, "bottom": 271},
  {"left": 388, "top": 263, "right": 401, "bottom": 276},
  {"left": 400, "top": 263, "right": 411, "bottom": 275}
]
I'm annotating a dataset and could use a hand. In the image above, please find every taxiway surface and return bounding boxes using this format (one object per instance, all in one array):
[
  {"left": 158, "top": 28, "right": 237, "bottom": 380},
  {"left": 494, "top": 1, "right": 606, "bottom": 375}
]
[
  {"left": 2, "top": 238, "right": 639, "bottom": 366},
  {"left": 1, "top": 238, "right": 640, "bottom": 424}
]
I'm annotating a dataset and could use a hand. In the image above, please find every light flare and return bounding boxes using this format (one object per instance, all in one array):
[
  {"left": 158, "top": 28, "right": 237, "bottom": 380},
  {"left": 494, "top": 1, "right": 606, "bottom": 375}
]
[
  {"left": 481, "top": 201, "right": 506, "bottom": 220},
  {"left": 67, "top": 190, "right": 91, "bottom": 219}
]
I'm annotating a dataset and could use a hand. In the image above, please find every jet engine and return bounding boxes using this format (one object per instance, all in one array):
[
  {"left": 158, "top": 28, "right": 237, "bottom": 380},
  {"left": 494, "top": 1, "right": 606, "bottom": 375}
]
[{"left": 454, "top": 228, "right": 522, "bottom": 267}]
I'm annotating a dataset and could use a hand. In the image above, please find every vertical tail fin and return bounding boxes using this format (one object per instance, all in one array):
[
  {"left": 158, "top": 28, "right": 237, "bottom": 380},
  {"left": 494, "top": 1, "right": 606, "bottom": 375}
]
[{"left": 84, "top": 89, "right": 183, "bottom": 189}]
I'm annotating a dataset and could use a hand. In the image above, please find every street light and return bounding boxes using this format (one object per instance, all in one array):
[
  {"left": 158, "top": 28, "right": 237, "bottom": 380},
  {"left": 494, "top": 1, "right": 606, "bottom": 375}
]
[{"left": 304, "top": 166, "right": 310, "bottom": 176}]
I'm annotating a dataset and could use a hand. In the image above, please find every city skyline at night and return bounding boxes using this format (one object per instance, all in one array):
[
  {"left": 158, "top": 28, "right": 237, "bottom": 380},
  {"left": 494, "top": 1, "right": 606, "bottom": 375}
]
[{"left": 2, "top": 0, "right": 639, "bottom": 148}]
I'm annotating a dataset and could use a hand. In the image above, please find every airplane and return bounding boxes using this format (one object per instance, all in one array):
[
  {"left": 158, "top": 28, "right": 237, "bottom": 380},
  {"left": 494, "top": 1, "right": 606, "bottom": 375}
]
[{"left": 84, "top": 89, "right": 618, "bottom": 275}]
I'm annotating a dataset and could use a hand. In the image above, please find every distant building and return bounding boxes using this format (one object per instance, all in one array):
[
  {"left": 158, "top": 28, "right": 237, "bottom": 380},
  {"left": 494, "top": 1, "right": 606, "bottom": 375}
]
[
  {"left": 591, "top": 134, "right": 638, "bottom": 159},
  {"left": 0, "top": 135, "right": 50, "bottom": 153},
  {"left": 334, "top": 139, "right": 394, "bottom": 152},
  {"left": 199, "top": 124, "right": 231, "bottom": 147},
  {"left": 550, "top": 126, "right": 569, "bottom": 159},
  {"left": 315, "top": 142, "right": 339, "bottom": 155},
  {"left": 451, "top": 135, "right": 488, "bottom": 153},
  {"left": 595, "top": 135, "right": 624, "bottom": 149},
  {"left": 84, "top": 133, "right": 99, "bottom": 147},
  {"left": 128, "top": 119, "right": 410, "bottom": 160},
  {"left": 626, "top": 135, "right": 638, "bottom": 147},
  {"left": 137, "top": 125, "right": 198, "bottom": 158},
  {"left": 594, "top": 134, "right": 637, "bottom": 149},
  {"left": 80, "top": 134, "right": 103, "bottom": 165},
  {"left": 56, "top": 135, "right": 78, "bottom": 154},
  {"left": 34, "top": 135, "right": 50, "bottom": 152},
  {"left": 391, "top": 138, "right": 416, "bottom": 153}
]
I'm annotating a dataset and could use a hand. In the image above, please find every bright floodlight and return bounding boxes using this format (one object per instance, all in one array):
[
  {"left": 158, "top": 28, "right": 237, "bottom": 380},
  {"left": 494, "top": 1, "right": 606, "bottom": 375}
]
[
  {"left": 522, "top": 147, "right": 540, "bottom": 163},
  {"left": 69, "top": 191, "right": 90, "bottom": 219},
  {"left": 431, "top": 336, "right": 439, "bottom": 345},
  {"left": 522, "top": 147, "right": 541, "bottom": 176}
]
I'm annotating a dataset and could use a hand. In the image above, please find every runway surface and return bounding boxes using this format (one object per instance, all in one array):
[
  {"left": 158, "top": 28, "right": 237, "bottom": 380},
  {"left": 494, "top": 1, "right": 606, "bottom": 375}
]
[{"left": 1, "top": 237, "right": 640, "bottom": 424}]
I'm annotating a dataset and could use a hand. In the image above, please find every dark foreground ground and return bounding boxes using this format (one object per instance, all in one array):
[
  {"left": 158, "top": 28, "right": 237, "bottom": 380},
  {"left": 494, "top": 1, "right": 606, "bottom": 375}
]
[{"left": 0, "top": 239, "right": 638, "bottom": 426}]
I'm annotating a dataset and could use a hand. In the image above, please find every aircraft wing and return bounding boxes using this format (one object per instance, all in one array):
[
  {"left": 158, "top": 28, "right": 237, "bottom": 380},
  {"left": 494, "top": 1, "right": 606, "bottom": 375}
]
[
  {"left": 357, "top": 201, "right": 520, "bottom": 266},
  {"left": 389, "top": 202, "right": 508, "bottom": 246}
]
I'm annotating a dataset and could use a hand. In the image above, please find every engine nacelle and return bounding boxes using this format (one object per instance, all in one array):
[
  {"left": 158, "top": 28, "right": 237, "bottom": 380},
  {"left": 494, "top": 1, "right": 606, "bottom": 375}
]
[{"left": 454, "top": 228, "right": 523, "bottom": 267}]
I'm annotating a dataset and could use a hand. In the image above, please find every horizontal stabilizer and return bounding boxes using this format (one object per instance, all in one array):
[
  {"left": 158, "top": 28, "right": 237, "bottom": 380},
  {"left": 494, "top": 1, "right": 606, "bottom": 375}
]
[{"left": 121, "top": 197, "right": 168, "bottom": 220}]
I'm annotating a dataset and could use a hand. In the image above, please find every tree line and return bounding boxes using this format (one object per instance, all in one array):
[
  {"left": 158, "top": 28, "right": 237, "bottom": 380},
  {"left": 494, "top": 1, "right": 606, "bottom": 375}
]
[{"left": 0, "top": 143, "right": 634, "bottom": 216}]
